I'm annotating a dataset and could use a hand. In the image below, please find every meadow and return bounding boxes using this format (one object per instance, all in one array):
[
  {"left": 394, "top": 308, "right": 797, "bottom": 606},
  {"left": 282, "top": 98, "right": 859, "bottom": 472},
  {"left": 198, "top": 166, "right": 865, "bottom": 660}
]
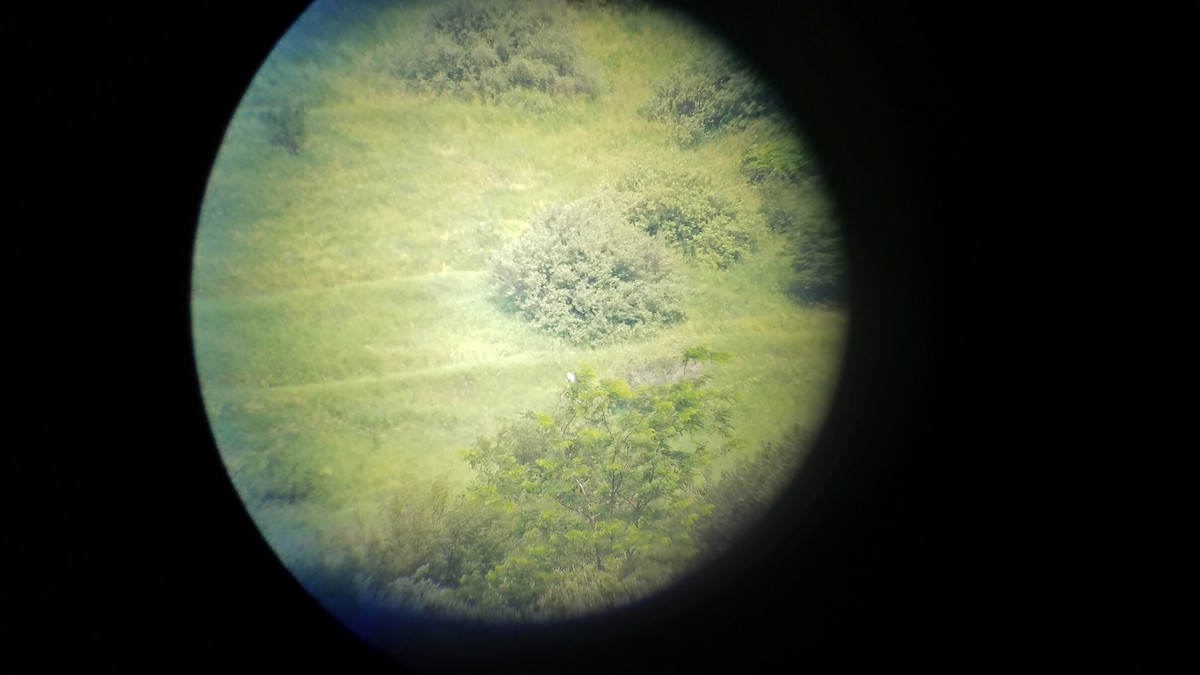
[{"left": 191, "top": 0, "right": 846, "bottom": 619}]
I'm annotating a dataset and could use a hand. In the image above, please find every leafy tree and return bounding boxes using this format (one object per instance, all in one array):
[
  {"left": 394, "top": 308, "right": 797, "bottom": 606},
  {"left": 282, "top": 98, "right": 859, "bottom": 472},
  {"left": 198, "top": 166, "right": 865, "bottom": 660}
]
[
  {"left": 641, "top": 46, "right": 774, "bottom": 146},
  {"left": 613, "top": 167, "right": 761, "bottom": 269},
  {"left": 459, "top": 352, "right": 742, "bottom": 618},
  {"left": 489, "top": 200, "right": 684, "bottom": 345},
  {"left": 397, "top": 0, "right": 596, "bottom": 101}
]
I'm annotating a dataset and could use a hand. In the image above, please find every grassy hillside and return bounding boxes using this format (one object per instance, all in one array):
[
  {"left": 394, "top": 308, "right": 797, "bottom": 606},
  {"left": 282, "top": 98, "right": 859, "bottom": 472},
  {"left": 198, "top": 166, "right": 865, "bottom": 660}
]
[{"left": 192, "top": 0, "right": 846, "bottom": 617}]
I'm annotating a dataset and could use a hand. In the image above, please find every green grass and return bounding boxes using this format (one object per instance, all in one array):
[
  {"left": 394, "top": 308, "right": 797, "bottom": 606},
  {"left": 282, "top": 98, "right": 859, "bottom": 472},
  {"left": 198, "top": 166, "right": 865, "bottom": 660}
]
[{"left": 192, "top": 0, "right": 846, "bottom": 579}]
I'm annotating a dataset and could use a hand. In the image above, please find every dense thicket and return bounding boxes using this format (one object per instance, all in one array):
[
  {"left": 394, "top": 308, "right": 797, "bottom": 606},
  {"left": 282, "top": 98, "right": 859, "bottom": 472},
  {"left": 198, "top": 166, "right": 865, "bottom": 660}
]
[
  {"left": 737, "top": 128, "right": 846, "bottom": 304},
  {"left": 753, "top": 173, "right": 845, "bottom": 304},
  {"left": 397, "top": 0, "right": 597, "bottom": 100},
  {"left": 741, "top": 134, "right": 813, "bottom": 186},
  {"left": 489, "top": 200, "right": 684, "bottom": 345},
  {"left": 641, "top": 46, "right": 774, "bottom": 146},
  {"left": 457, "top": 361, "right": 740, "bottom": 617},
  {"left": 613, "top": 167, "right": 761, "bottom": 269},
  {"left": 787, "top": 214, "right": 846, "bottom": 305}
]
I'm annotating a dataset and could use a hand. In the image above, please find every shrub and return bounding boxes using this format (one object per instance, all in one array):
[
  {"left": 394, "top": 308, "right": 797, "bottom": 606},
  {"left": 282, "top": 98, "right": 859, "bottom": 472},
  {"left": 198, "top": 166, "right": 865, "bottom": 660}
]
[
  {"left": 620, "top": 354, "right": 703, "bottom": 388},
  {"left": 746, "top": 164, "right": 847, "bottom": 305},
  {"left": 397, "top": 0, "right": 597, "bottom": 100},
  {"left": 489, "top": 200, "right": 683, "bottom": 345},
  {"left": 757, "top": 178, "right": 802, "bottom": 235},
  {"left": 741, "top": 135, "right": 813, "bottom": 184},
  {"left": 300, "top": 477, "right": 507, "bottom": 623},
  {"left": 787, "top": 214, "right": 847, "bottom": 305},
  {"left": 329, "top": 475, "right": 516, "bottom": 590},
  {"left": 755, "top": 171, "right": 835, "bottom": 234},
  {"left": 641, "top": 46, "right": 773, "bottom": 146},
  {"left": 458, "top": 357, "right": 742, "bottom": 618},
  {"left": 694, "top": 428, "right": 808, "bottom": 557},
  {"left": 613, "top": 167, "right": 760, "bottom": 269}
]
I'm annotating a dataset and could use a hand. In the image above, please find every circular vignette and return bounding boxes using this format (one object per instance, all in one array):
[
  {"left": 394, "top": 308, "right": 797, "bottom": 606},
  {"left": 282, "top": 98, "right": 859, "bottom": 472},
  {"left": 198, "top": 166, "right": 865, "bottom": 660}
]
[{"left": 177, "top": 1, "right": 953, "bottom": 674}]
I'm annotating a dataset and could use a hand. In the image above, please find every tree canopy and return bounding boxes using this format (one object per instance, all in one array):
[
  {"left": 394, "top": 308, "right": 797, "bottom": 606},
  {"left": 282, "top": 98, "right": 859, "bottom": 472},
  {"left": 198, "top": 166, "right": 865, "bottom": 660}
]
[{"left": 457, "top": 352, "right": 742, "bottom": 618}]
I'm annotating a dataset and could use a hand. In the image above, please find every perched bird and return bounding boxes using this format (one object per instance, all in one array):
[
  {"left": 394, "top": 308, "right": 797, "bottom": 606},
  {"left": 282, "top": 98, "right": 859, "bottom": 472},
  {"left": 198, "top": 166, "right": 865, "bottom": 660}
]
[{"left": 566, "top": 371, "right": 576, "bottom": 383}]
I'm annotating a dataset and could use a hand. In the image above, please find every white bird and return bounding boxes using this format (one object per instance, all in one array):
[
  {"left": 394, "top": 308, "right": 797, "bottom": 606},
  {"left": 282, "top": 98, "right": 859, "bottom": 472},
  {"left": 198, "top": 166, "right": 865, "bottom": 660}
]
[{"left": 566, "top": 371, "right": 576, "bottom": 383}]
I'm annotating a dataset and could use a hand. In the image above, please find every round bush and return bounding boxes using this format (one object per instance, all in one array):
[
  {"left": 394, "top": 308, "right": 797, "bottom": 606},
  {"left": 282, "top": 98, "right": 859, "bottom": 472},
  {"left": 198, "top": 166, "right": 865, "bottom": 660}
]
[{"left": 490, "top": 201, "right": 683, "bottom": 345}]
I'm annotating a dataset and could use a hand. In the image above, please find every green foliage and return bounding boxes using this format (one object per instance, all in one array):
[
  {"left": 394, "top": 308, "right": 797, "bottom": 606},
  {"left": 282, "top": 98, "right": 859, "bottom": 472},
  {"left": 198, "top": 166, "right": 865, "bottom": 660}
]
[
  {"left": 302, "top": 488, "right": 486, "bottom": 621},
  {"left": 259, "top": 104, "right": 306, "bottom": 155},
  {"left": 757, "top": 178, "right": 806, "bottom": 235},
  {"left": 458, "top": 354, "right": 741, "bottom": 617},
  {"left": 348, "top": 477, "right": 452, "bottom": 586},
  {"left": 694, "top": 428, "right": 808, "bottom": 557},
  {"left": 682, "top": 345, "right": 733, "bottom": 364},
  {"left": 489, "top": 200, "right": 684, "bottom": 345},
  {"left": 329, "top": 476, "right": 517, "bottom": 610},
  {"left": 641, "top": 46, "right": 773, "bottom": 146},
  {"left": 743, "top": 152, "right": 847, "bottom": 305},
  {"left": 254, "top": 451, "right": 323, "bottom": 505},
  {"left": 741, "top": 135, "right": 812, "bottom": 184},
  {"left": 614, "top": 167, "right": 760, "bottom": 269},
  {"left": 787, "top": 215, "right": 847, "bottom": 305},
  {"left": 397, "top": 0, "right": 597, "bottom": 101}
]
